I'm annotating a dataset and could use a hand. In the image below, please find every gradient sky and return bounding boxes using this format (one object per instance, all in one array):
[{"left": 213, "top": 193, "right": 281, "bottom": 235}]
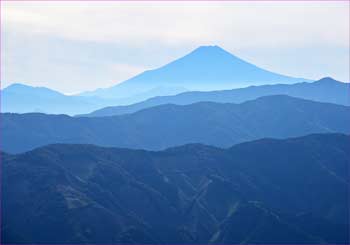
[{"left": 1, "top": 1, "right": 349, "bottom": 94}]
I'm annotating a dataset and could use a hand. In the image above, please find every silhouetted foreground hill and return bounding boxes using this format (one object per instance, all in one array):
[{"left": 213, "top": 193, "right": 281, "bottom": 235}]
[
  {"left": 82, "top": 77, "right": 349, "bottom": 117},
  {"left": 2, "top": 95, "right": 350, "bottom": 153},
  {"left": 2, "top": 134, "right": 349, "bottom": 244}
]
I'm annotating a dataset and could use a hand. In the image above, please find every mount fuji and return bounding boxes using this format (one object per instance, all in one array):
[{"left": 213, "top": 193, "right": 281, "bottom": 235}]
[{"left": 80, "top": 45, "right": 309, "bottom": 99}]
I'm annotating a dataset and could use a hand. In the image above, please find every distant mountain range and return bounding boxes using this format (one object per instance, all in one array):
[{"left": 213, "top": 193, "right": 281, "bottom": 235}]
[
  {"left": 1, "top": 83, "right": 187, "bottom": 115},
  {"left": 3, "top": 95, "right": 349, "bottom": 153},
  {"left": 3, "top": 133, "right": 349, "bottom": 244},
  {"left": 81, "top": 77, "right": 350, "bottom": 117},
  {"left": 3, "top": 76, "right": 347, "bottom": 117},
  {"left": 1, "top": 83, "right": 105, "bottom": 115},
  {"left": 80, "top": 45, "right": 309, "bottom": 99}
]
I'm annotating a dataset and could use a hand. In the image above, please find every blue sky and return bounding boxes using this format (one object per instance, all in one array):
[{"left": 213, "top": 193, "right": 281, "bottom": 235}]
[{"left": 1, "top": 1, "right": 349, "bottom": 94}]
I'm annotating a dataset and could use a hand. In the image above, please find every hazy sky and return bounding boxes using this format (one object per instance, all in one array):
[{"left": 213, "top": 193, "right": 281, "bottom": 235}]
[{"left": 2, "top": 1, "right": 349, "bottom": 94}]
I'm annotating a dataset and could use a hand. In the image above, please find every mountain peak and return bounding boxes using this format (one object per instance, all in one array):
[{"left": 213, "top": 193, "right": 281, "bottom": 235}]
[
  {"left": 195, "top": 45, "right": 223, "bottom": 50},
  {"left": 3, "top": 83, "right": 38, "bottom": 93},
  {"left": 5, "top": 83, "right": 31, "bottom": 90},
  {"left": 4, "top": 83, "right": 52, "bottom": 91},
  {"left": 316, "top": 77, "right": 340, "bottom": 84},
  {"left": 82, "top": 45, "right": 308, "bottom": 99},
  {"left": 190, "top": 45, "right": 233, "bottom": 57},
  {"left": 3, "top": 83, "right": 64, "bottom": 96}
]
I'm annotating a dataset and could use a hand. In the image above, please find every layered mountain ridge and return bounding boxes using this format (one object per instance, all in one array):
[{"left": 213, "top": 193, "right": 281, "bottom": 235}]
[
  {"left": 2, "top": 95, "right": 349, "bottom": 153},
  {"left": 2, "top": 44, "right": 349, "bottom": 245},
  {"left": 81, "top": 77, "right": 349, "bottom": 117}
]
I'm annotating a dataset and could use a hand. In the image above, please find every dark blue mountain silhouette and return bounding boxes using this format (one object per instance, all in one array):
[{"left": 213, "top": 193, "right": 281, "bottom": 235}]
[{"left": 2, "top": 134, "right": 349, "bottom": 244}]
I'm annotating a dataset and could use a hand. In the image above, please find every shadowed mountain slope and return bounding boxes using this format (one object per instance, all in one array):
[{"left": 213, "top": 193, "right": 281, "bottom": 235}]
[{"left": 2, "top": 134, "right": 349, "bottom": 244}]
